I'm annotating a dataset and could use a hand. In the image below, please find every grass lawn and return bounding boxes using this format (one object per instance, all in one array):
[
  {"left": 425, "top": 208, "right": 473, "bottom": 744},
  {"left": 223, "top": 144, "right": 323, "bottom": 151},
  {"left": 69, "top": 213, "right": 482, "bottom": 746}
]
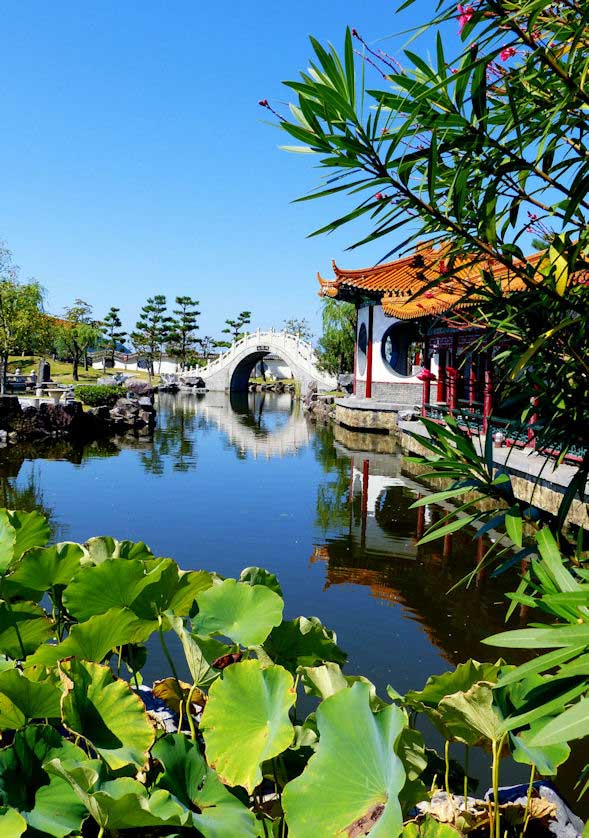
[{"left": 7, "top": 356, "right": 158, "bottom": 386}]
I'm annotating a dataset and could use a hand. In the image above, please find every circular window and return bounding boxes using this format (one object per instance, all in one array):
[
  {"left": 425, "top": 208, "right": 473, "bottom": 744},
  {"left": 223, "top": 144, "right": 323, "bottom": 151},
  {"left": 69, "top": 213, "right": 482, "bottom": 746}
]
[
  {"left": 381, "top": 322, "right": 411, "bottom": 376},
  {"left": 357, "top": 322, "right": 367, "bottom": 375}
]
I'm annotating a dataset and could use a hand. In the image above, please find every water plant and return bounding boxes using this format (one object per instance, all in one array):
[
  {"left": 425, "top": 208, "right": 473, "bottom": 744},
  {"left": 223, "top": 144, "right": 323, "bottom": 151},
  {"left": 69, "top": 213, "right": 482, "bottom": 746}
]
[{"left": 0, "top": 506, "right": 583, "bottom": 836}]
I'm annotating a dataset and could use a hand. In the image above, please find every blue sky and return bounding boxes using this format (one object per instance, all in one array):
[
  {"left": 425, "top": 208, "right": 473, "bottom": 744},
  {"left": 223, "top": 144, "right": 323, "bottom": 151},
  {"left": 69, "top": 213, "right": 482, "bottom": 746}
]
[{"left": 1, "top": 1, "right": 442, "bottom": 341}]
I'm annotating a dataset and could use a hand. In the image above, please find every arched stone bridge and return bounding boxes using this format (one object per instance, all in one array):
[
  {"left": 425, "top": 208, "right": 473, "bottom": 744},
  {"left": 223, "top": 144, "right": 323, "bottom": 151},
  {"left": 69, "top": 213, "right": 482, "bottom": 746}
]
[{"left": 182, "top": 330, "right": 337, "bottom": 393}]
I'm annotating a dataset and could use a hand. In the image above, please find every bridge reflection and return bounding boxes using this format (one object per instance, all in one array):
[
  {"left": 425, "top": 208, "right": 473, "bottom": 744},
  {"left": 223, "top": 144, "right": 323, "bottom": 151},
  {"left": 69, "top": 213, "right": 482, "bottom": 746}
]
[{"left": 187, "top": 390, "right": 312, "bottom": 459}]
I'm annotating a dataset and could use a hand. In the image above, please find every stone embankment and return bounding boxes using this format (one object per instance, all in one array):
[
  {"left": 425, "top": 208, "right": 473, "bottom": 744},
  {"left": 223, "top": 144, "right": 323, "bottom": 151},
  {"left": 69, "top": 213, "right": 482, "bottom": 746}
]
[
  {"left": 301, "top": 382, "right": 337, "bottom": 423},
  {"left": 0, "top": 393, "right": 156, "bottom": 448},
  {"left": 248, "top": 381, "right": 296, "bottom": 394}
]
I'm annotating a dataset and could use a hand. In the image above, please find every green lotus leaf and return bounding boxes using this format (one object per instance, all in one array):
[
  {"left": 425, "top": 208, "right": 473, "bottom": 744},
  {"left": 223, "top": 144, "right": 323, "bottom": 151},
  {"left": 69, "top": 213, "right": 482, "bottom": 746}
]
[
  {"left": 132, "top": 563, "right": 213, "bottom": 619},
  {"left": 7, "top": 543, "right": 84, "bottom": 594},
  {"left": 0, "top": 807, "right": 27, "bottom": 837},
  {"left": 152, "top": 734, "right": 259, "bottom": 837},
  {"left": 0, "top": 668, "right": 61, "bottom": 728},
  {"left": 26, "top": 607, "right": 155, "bottom": 666},
  {"left": 511, "top": 717, "right": 570, "bottom": 775},
  {"left": 438, "top": 682, "right": 504, "bottom": 747},
  {"left": 239, "top": 566, "right": 283, "bottom": 596},
  {"left": 264, "top": 616, "right": 347, "bottom": 673},
  {"left": 63, "top": 558, "right": 169, "bottom": 620},
  {"left": 0, "top": 724, "right": 87, "bottom": 837},
  {"left": 0, "top": 601, "right": 54, "bottom": 659},
  {"left": 192, "top": 578, "right": 283, "bottom": 647},
  {"left": 282, "top": 682, "right": 406, "bottom": 837},
  {"left": 201, "top": 659, "right": 295, "bottom": 792},
  {"left": 5, "top": 510, "right": 51, "bottom": 563},
  {"left": 405, "top": 659, "right": 504, "bottom": 710},
  {"left": 82, "top": 535, "right": 154, "bottom": 565},
  {"left": 64, "top": 559, "right": 212, "bottom": 623},
  {"left": 301, "top": 662, "right": 387, "bottom": 710},
  {"left": 46, "top": 758, "right": 189, "bottom": 831},
  {"left": 403, "top": 815, "right": 462, "bottom": 838},
  {"left": 169, "top": 614, "right": 227, "bottom": 688},
  {"left": 0, "top": 511, "right": 17, "bottom": 574},
  {"left": 60, "top": 658, "right": 155, "bottom": 770}
]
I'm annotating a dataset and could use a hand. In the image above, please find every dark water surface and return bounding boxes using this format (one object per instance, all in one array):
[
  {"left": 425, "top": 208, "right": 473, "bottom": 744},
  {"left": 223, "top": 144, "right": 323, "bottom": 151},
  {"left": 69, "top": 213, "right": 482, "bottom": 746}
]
[{"left": 1, "top": 391, "right": 585, "bottom": 809}]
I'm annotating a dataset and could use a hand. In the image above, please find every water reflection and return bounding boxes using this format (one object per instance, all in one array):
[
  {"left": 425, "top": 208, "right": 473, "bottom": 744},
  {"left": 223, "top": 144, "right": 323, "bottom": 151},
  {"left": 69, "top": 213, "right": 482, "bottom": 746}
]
[{"left": 190, "top": 390, "right": 312, "bottom": 459}]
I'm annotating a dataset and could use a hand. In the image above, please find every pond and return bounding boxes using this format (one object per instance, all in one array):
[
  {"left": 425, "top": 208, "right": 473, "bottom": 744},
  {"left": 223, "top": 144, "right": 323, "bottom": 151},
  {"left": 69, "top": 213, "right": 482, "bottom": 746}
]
[{"left": 1, "top": 390, "right": 586, "bottom": 812}]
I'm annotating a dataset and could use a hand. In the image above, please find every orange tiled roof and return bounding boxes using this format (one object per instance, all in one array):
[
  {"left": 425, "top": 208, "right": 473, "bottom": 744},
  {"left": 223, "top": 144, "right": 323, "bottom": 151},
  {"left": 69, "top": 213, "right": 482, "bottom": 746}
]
[{"left": 318, "top": 243, "right": 545, "bottom": 319}]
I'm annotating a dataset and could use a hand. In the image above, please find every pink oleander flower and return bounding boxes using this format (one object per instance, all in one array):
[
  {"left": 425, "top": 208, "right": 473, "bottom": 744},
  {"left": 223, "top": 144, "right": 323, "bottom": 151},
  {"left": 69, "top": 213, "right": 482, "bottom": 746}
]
[
  {"left": 375, "top": 192, "right": 384, "bottom": 200},
  {"left": 499, "top": 46, "right": 516, "bottom": 61},
  {"left": 457, "top": 4, "right": 474, "bottom": 34}
]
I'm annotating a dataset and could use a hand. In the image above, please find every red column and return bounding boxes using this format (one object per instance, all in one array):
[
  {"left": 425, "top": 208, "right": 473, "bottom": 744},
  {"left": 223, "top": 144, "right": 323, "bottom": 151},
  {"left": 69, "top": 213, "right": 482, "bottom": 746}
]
[
  {"left": 483, "top": 366, "right": 493, "bottom": 434},
  {"left": 365, "top": 306, "right": 374, "bottom": 399},
  {"left": 446, "top": 367, "right": 458, "bottom": 410},
  {"left": 361, "top": 458, "right": 369, "bottom": 548},
  {"left": 436, "top": 350, "right": 446, "bottom": 402},
  {"left": 469, "top": 359, "right": 477, "bottom": 410}
]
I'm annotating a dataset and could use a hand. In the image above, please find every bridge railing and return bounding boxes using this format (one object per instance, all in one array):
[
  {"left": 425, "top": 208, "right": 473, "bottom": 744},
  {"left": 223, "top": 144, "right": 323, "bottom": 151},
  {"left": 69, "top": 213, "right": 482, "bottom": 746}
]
[{"left": 200, "top": 330, "right": 319, "bottom": 374}]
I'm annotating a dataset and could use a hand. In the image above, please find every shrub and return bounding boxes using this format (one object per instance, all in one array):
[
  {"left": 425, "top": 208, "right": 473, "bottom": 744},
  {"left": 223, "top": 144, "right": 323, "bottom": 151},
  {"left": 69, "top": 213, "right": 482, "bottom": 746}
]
[{"left": 74, "top": 384, "right": 125, "bottom": 407}]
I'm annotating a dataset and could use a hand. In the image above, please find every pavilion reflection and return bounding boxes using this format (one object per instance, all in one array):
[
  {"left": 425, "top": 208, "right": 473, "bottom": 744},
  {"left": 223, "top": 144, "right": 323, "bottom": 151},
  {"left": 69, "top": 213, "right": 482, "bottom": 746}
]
[{"left": 312, "top": 429, "right": 526, "bottom": 667}]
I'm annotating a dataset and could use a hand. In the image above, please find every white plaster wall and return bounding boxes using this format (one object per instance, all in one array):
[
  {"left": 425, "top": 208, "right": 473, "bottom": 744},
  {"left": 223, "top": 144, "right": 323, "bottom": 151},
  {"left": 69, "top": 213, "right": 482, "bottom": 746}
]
[{"left": 356, "top": 304, "right": 422, "bottom": 385}]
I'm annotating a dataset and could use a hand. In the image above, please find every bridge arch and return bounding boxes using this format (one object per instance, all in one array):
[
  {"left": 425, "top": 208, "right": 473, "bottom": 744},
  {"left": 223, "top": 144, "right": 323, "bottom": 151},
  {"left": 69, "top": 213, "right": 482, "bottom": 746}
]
[{"left": 182, "top": 330, "right": 337, "bottom": 393}]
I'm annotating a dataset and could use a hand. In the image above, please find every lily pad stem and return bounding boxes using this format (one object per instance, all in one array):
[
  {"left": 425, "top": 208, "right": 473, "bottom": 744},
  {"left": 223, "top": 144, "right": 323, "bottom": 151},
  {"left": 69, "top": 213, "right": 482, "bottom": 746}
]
[
  {"left": 158, "top": 616, "right": 181, "bottom": 685},
  {"left": 464, "top": 745, "right": 469, "bottom": 804},
  {"left": 523, "top": 764, "right": 535, "bottom": 835},
  {"left": 185, "top": 683, "right": 198, "bottom": 741},
  {"left": 444, "top": 739, "right": 451, "bottom": 797}
]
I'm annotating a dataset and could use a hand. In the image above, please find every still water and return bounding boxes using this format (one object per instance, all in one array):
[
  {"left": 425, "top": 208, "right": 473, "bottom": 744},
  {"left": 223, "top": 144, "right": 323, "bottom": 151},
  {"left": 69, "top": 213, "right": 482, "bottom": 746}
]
[{"left": 0, "top": 391, "right": 585, "bottom": 806}]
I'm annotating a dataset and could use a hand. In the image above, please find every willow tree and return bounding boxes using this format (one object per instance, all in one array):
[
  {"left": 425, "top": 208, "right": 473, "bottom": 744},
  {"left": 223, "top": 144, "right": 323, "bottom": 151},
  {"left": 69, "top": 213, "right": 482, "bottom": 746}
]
[{"left": 269, "top": 0, "right": 589, "bottom": 463}]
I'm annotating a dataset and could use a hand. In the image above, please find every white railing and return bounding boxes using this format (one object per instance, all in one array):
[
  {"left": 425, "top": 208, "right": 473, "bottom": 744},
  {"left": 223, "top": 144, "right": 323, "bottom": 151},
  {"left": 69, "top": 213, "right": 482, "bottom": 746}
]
[{"left": 200, "top": 330, "right": 319, "bottom": 375}]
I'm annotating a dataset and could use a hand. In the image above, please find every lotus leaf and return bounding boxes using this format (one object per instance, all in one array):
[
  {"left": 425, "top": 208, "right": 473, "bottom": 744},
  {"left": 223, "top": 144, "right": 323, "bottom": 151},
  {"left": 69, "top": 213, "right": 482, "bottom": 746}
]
[
  {"left": 46, "top": 758, "right": 189, "bottom": 831},
  {"left": 0, "top": 725, "right": 87, "bottom": 837},
  {"left": 0, "top": 601, "right": 53, "bottom": 659},
  {"left": 301, "top": 662, "right": 387, "bottom": 710},
  {"left": 437, "top": 683, "right": 504, "bottom": 747},
  {"left": 133, "top": 564, "right": 213, "bottom": 618},
  {"left": 60, "top": 658, "right": 155, "bottom": 770},
  {"left": 193, "top": 578, "right": 283, "bottom": 647},
  {"left": 152, "top": 734, "right": 259, "bottom": 837},
  {"left": 240, "top": 566, "right": 283, "bottom": 595},
  {"left": 169, "top": 614, "right": 228, "bottom": 688},
  {"left": 201, "top": 659, "right": 295, "bottom": 792},
  {"left": 64, "top": 558, "right": 169, "bottom": 620},
  {"left": 0, "top": 807, "right": 27, "bottom": 837},
  {"left": 405, "top": 660, "right": 503, "bottom": 711},
  {"left": 83, "top": 535, "right": 154, "bottom": 564},
  {"left": 27, "top": 607, "right": 154, "bottom": 666},
  {"left": 7, "top": 543, "right": 84, "bottom": 594},
  {"left": 6, "top": 510, "right": 51, "bottom": 562},
  {"left": 264, "top": 616, "right": 346, "bottom": 673},
  {"left": 0, "top": 668, "right": 61, "bottom": 728},
  {"left": 283, "top": 682, "right": 406, "bottom": 837},
  {"left": 0, "top": 511, "right": 17, "bottom": 574},
  {"left": 403, "top": 815, "right": 462, "bottom": 838}
]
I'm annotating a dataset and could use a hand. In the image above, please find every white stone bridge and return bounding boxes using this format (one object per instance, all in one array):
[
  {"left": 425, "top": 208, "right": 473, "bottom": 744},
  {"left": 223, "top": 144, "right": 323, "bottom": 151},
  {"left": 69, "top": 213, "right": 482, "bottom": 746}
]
[{"left": 182, "top": 330, "right": 336, "bottom": 393}]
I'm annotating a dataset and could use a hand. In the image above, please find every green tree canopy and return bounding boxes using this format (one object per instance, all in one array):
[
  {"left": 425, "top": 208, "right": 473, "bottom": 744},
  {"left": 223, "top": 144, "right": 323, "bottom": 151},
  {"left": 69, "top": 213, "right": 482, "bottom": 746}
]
[
  {"left": 167, "top": 296, "right": 200, "bottom": 370},
  {"left": 101, "top": 307, "right": 126, "bottom": 367},
  {"left": 131, "top": 295, "right": 173, "bottom": 379},
  {"left": 55, "top": 301, "right": 101, "bottom": 382},
  {"left": 317, "top": 299, "right": 355, "bottom": 376}
]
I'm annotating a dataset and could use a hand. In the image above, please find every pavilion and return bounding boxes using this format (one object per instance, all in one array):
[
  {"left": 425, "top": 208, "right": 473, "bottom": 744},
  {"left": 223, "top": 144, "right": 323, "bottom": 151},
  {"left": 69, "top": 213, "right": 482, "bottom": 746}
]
[{"left": 318, "top": 241, "right": 542, "bottom": 434}]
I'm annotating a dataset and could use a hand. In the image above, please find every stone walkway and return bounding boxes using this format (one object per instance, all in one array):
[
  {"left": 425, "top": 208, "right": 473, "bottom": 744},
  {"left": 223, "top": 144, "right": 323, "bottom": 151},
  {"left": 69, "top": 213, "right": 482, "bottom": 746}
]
[{"left": 398, "top": 419, "right": 588, "bottom": 526}]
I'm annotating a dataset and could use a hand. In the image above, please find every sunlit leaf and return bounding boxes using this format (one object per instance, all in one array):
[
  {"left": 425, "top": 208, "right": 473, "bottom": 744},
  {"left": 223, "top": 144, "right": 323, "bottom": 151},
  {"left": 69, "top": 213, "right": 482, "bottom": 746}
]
[{"left": 193, "top": 579, "right": 283, "bottom": 647}]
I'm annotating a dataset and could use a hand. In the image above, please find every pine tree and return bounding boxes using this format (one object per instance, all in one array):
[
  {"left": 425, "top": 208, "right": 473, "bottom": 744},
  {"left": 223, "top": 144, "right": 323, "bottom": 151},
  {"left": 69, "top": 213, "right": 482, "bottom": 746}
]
[
  {"left": 101, "top": 307, "right": 126, "bottom": 369},
  {"left": 167, "top": 296, "right": 200, "bottom": 370},
  {"left": 131, "top": 295, "right": 173, "bottom": 380}
]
